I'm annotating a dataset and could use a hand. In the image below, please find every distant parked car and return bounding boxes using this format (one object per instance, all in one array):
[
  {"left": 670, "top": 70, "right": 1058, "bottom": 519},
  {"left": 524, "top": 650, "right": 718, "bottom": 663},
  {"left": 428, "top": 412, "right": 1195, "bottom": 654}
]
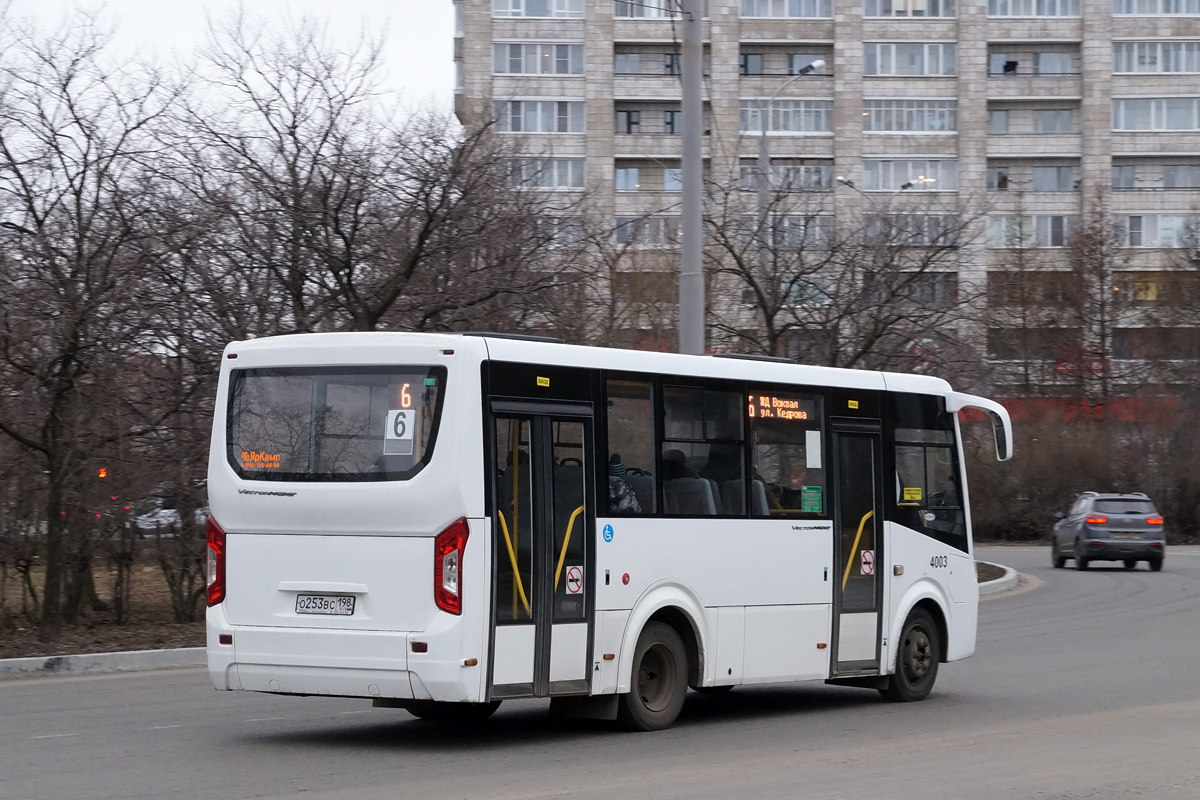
[{"left": 1051, "top": 492, "right": 1165, "bottom": 571}]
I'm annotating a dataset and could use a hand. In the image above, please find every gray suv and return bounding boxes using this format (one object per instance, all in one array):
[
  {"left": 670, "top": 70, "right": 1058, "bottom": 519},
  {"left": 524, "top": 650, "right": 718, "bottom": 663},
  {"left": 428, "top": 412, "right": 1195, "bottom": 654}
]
[{"left": 1051, "top": 492, "right": 1165, "bottom": 571}]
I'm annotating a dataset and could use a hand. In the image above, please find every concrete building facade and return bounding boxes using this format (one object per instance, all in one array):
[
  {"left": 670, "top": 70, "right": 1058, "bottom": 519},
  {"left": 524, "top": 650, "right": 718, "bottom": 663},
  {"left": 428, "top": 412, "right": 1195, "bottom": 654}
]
[{"left": 454, "top": 0, "right": 1200, "bottom": 385}]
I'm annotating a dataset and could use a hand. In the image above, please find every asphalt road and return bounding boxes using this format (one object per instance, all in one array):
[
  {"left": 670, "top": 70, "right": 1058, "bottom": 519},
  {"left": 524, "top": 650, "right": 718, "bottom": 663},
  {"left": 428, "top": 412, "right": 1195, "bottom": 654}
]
[{"left": 4, "top": 545, "right": 1200, "bottom": 800}]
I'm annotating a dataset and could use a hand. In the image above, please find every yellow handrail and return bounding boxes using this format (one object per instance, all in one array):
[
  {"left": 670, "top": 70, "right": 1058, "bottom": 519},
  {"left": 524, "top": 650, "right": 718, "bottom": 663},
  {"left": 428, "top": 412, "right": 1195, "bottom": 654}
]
[
  {"left": 554, "top": 505, "right": 585, "bottom": 591},
  {"left": 841, "top": 510, "right": 876, "bottom": 591},
  {"left": 497, "top": 510, "right": 531, "bottom": 616}
]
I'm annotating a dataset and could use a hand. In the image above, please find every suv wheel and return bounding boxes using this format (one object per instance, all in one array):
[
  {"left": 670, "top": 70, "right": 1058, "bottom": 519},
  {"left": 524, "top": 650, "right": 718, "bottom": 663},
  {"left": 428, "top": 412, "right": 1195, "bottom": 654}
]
[
  {"left": 1051, "top": 542, "right": 1066, "bottom": 569},
  {"left": 1149, "top": 558, "right": 1163, "bottom": 572},
  {"left": 1074, "top": 541, "right": 1089, "bottom": 570}
]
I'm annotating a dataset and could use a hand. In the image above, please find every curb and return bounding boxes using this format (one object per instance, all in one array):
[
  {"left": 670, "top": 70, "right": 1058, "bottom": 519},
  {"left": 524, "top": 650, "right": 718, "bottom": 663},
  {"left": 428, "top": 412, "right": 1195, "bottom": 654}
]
[
  {"left": 0, "top": 646, "right": 205, "bottom": 680},
  {"left": 978, "top": 561, "right": 1020, "bottom": 596}
]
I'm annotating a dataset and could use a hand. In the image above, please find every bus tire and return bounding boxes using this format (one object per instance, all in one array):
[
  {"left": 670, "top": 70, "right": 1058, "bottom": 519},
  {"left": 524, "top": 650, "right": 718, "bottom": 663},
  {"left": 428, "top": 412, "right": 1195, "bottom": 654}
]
[
  {"left": 881, "top": 607, "right": 939, "bottom": 703},
  {"left": 405, "top": 700, "right": 501, "bottom": 724},
  {"left": 617, "top": 621, "right": 688, "bottom": 731}
]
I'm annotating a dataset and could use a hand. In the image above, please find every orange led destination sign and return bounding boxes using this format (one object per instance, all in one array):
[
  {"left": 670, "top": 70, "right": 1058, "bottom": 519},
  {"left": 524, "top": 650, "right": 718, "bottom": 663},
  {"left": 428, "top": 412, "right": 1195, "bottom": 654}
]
[{"left": 748, "top": 393, "right": 813, "bottom": 421}]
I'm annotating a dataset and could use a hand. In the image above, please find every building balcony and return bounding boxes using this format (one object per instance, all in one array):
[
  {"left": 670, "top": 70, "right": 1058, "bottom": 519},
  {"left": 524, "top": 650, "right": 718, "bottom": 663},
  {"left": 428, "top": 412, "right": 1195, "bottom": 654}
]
[
  {"left": 987, "top": 74, "right": 1081, "bottom": 101},
  {"left": 613, "top": 75, "right": 687, "bottom": 100},
  {"left": 988, "top": 134, "right": 1081, "bottom": 157},
  {"left": 738, "top": 19, "right": 835, "bottom": 41},
  {"left": 1112, "top": 132, "right": 1200, "bottom": 157}
]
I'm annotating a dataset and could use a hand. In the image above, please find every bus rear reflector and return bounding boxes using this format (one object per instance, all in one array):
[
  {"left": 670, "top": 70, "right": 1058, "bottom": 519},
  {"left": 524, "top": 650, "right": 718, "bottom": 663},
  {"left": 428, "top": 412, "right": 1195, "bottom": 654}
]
[
  {"left": 1147, "top": 516, "right": 1164, "bottom": 525},
  {"left": 1085, "top": 516, "right": 1108, "bottom": 524},
  {"left": 434, "top": 518, "right": 469, "bottom": 615},
  {"left": 206, "top": 517, "right": 227, "bottom": 606}
]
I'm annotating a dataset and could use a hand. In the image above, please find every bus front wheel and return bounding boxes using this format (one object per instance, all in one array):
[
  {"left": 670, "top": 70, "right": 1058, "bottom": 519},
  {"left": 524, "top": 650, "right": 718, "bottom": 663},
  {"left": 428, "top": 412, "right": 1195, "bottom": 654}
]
[
  {"left": 881, "top": 607, "right": 940, "bottom": 703},
  {"left": 617, "top": 621, "right": 688, "bottom": 731}
]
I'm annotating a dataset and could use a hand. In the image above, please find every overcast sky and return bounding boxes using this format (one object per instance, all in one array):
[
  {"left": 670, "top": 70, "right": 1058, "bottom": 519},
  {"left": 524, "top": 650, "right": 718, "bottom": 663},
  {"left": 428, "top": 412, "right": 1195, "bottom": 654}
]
[{"left": 9, "top": 1, "right": 455, "bottom": 112}]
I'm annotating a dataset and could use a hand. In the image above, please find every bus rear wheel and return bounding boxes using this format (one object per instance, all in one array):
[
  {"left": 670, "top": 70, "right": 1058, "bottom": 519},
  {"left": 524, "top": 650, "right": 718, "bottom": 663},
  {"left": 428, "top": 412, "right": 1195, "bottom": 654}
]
[
  {"left": 405, "top": 700, "right": 501, "bottom": 724},
  {"left": 617, "top": 621, "right": 688, "bottom": 731},
  {"left": 881, "top": 607, "right": 939, "bottom": 703}
]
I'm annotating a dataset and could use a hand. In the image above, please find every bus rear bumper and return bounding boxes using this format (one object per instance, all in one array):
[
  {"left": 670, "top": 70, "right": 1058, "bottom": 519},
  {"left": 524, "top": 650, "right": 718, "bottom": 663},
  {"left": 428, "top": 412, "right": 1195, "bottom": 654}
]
[{"left": 205, "top": 605, "right": 481, "bottom": 702}]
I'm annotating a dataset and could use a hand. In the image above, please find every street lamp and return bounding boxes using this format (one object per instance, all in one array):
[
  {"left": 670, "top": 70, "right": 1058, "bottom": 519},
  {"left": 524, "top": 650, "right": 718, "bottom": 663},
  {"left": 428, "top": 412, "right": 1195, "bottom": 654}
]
[
  {"left": 755, "top": 61, "right": 826, "bottom": 229},
  {"left": 754, "top": 60, "right": 826, "bottom": 287}
]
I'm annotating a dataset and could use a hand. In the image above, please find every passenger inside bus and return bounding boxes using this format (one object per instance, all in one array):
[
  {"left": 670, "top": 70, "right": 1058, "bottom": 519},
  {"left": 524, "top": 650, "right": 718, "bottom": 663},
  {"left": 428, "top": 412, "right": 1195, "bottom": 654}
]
[{"left": 607, "top": 453, "right": 642, "bottom": 514}]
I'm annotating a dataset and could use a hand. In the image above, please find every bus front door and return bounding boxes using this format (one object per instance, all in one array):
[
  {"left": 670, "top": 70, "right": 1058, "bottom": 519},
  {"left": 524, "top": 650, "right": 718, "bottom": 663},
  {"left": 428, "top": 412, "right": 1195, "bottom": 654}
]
[
  {"left": 831, "top": 425, "right": 884, "bottom": 674},
  {"left": 490, "top": 411, "right": 593, "bottom": 699}
]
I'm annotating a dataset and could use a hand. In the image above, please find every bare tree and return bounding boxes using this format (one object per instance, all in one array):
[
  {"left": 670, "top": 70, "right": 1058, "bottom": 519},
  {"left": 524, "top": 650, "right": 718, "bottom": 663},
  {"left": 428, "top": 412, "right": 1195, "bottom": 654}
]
[{"left": 0, "top": 16, "right": 183, "bottom": 639}]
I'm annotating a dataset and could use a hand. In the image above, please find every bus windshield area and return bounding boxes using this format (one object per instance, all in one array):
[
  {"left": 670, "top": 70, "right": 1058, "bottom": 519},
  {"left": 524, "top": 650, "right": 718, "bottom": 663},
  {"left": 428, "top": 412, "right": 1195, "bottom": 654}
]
[{"left": 227, "top": 366, "right": 446, "bottom": 481}]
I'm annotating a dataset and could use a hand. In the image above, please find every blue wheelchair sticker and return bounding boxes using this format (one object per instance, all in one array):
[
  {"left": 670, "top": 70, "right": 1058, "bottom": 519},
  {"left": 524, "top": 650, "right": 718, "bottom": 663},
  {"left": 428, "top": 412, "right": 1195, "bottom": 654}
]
[{"left": 602, "top": 524, "right": 614, "bottom": 543}]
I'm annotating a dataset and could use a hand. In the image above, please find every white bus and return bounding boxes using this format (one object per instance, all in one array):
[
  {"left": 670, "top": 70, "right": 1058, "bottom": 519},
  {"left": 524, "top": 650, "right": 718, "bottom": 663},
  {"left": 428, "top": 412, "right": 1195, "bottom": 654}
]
[{"left": 206, "top": 332, "right": 1011, "bottom": 730}]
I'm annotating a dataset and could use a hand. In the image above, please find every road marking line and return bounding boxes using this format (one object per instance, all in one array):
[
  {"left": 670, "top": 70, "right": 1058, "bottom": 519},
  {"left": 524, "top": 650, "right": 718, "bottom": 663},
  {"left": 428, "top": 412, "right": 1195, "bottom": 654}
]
[
  {"left": 33, "top": 733, "right": 78, "bottom": 739},
  {"left": 244, "top": 717, "right": 287, "bottom": 722},
  {"left": 147, "top": 724, "right": 181, "bottom": 730},
  {"left": 338, "top": 710, "right": 372, "bottom": 715}
]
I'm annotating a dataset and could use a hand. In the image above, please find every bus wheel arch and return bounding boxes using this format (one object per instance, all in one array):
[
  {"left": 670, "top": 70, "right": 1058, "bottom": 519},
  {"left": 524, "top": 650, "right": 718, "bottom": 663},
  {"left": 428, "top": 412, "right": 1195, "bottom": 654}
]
[
  {"left": 889, "top": 583, "right": 951, "bottom": 672},
  {"left": 912, "top": 598, "right": 949, "bottom": 663},
  {"left": 616, "top": 583, "right": 708, "bottom": 695}
]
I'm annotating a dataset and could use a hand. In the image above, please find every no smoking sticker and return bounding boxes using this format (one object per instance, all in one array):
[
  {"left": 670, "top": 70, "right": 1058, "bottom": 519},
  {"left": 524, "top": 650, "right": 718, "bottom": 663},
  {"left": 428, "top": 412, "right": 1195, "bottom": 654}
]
[
  {"left": 565, "top": 566, "right": 584, "bottom": 595},
  {"left": 861, "top": 550, "right": 875, "bottom": 576}
]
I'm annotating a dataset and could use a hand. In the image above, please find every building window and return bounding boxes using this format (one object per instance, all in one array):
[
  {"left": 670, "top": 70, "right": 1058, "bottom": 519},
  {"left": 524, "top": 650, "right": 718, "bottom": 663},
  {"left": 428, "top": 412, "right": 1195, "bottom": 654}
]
[
  {"left": 1113, "top": 0, "right": 1200, "bottom": 14},
  {"left": 740, "top": 99, "right": 834, "bottom": 132},
  {"left": 615, "top": 53, "right": 641, "bottom": 74},
  {"left": 615, "top": 110, "right": 640, "bottom": 133},
  {"left": 1034, "top": 52, "right": 1074, "bottom": 74},
  {"left": 616, "top": 168, "right": 641, "bottom": 192},
  {"left": 864, "top": 43, "right": 956, "bottom": 76},
  {"left": 509, "top": 158, "right": 586, "bottom": 189},
  {"left": 615, "top": 216, "right": 681, "bottom": 247},
  {"left": 740, "top": 54, "right": 765, "bottom": 76},
  {"left": 495, "top": 100, "right": 586, "bottom": 133},
  {"left": 493, "top": 43, "right": 584, "bottom": 75},
  {"left": 1113, "top": 98, "right": 1200, "bottom": 130},
  {"left": 663, "top": 169, "right": 683, "bottom": 193},
  {"left": 1112, "top": 164, "right": 1136, "bottom": 189},
  {"left": 909, "top": 273, "right": 959, "bottom": 307},
  {"left": 615, "top": 0, "right": 680, "bottom": 17},
  {"left": 863, "top": 100, "right": 958, "bottom": 132},
  {"left": 1033, "top": 109, "right": 1073, "bottom": 133},
  {"left": 863, "top": 159, "right": 958, "bottom": 191},
  {"left": 664, "top": 110, "right": 681, "bottom": 133},
  {"left": 987, "top": 328, "right": 1081, "bottom": 360},
  {"left": 494, "top": 0, "right": 585, "bottom": 18},
  {"left": 987, "top": 167, "right": 1009, "bottom": 190},
  {"left": 789, "top": 54, "right": 828, "bottom": 75},
  {"left": 988, "top": 0, "right": 1079, "bottom": 15},
  {"left": 1031, "top": 166, "right": 1076, "bottom": 191},
  {"left": 1114, "top": 42, "right": 1200, "bottom": 73},
  {"left": 988, "top": 110, "right": 1009, "bottom": 133},
  {"left": 865, "top": 214, "right": 960, "bottom": 246},
  {"left": 989, "top": 215, "right": 1076, "bottom": 247},
  {"left": 664, "top": 53, "right": 682, "bottom": 75},
  {"left": 740, "top": 160, "right": 834, "bottom": 191},
  {"left": 864, "top": 0, "right": 957, "bottom": 17},
  {"left": 455, "top": 1, "right": 464, "bottom": 35},
  {"left": 742, "top": 0, "right": 833, "bottom": 17},
  {"left": 1164, "top": 165, "right": 1200, "bottom": 188},
  {"left": 1120, "top": 215, "right": 1197, "bottom": 247}
]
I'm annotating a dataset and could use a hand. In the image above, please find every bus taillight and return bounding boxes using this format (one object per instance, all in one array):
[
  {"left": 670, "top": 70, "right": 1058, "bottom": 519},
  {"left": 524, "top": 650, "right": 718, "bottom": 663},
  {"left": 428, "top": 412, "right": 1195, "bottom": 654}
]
[
  {"left": 434, "top": 518, "right": 470, "bottom": 615},
  {"left": 206, "top": 517, "right": 227, "bottom": 606}
]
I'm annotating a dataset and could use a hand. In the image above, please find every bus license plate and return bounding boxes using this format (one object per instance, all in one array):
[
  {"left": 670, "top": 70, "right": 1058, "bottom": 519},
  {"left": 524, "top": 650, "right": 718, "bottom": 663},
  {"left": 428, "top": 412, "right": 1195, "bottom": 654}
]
[{"left": 295, "top": 594, "right": 356, "bottom": 616}]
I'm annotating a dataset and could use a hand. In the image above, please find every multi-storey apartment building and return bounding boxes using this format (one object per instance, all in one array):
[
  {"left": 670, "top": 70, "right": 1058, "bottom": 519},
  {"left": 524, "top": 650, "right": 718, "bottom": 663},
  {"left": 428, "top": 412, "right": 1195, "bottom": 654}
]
[{"left": 454, "top": 0, "right": 1200, "bottom": 389}]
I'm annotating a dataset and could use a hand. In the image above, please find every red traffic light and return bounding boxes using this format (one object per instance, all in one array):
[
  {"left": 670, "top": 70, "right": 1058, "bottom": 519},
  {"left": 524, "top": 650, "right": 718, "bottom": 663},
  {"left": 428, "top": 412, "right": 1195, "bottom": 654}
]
[{"left": 98, "top": 467, "right": 108, "bottom": 478}]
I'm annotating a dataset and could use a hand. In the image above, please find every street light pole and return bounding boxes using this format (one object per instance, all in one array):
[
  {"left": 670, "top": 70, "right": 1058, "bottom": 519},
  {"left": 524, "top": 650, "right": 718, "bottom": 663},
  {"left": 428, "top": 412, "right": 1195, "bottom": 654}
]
[
  {"left": 755, "top": 62, "right": 825, "bottom": 276},
  {"left": 678, "top": 0, "right": 705, "bottom": 355}
]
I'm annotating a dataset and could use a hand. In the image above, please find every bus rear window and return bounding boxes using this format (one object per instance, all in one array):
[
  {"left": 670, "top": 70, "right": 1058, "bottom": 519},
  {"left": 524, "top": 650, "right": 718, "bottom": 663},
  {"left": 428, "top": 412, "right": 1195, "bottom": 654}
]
[{"left": 227, "top": 366, "right": 447, "bottom": 481}]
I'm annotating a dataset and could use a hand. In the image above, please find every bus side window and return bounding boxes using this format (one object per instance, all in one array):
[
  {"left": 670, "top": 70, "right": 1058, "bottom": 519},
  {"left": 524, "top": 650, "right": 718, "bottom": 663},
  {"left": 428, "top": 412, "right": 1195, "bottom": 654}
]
[
  {"left": 890, "top": 393, "right": 966, "bottom": 548},
  {"left": 605, "top": 379, "right": 655, "bottom": 514},
  {"left": 747, "top": 389, "right": 825, "bottom": 517},
  {"left": 661, "top": 386, "right": 745, "bottom": 517}
]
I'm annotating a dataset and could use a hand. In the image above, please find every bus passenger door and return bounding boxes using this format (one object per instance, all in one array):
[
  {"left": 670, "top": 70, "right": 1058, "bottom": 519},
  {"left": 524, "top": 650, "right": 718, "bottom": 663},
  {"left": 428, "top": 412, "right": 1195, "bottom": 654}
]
[
  {"left": 490, "top": 409, "right": 593, "bottom": 699},
  {"left": 831, "top": 424, "right": 884, "bottom": 675}
]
